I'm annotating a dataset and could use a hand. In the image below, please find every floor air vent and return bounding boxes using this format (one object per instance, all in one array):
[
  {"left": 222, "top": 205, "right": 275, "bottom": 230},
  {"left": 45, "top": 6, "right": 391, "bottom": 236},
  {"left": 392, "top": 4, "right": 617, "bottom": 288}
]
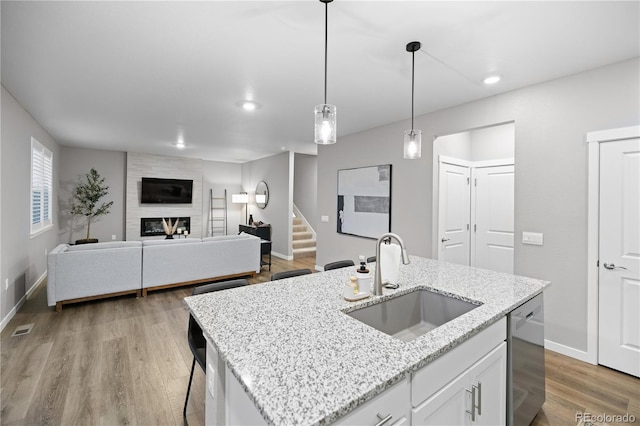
[{"left": 11, "top": 323, "right": 34, "bottom": 337}]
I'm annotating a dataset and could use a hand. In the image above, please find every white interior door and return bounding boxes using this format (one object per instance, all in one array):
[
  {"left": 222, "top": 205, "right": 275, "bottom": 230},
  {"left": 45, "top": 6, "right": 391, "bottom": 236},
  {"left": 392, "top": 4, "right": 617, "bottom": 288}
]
[
  {"left": 472, "top": 166, "right": 514, "bottom": 273},
  {"left": 438, "top": 162, "right": 470, "bottom": 265},
  {"left": 598, "top": 137, "right": 640, "bottom": 378}
]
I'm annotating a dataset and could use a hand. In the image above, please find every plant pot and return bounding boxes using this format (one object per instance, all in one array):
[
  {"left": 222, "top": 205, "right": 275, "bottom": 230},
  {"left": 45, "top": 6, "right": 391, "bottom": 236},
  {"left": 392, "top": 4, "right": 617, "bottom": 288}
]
[{"left": 75, "top": 238, "right": 99, "bottom": 245}]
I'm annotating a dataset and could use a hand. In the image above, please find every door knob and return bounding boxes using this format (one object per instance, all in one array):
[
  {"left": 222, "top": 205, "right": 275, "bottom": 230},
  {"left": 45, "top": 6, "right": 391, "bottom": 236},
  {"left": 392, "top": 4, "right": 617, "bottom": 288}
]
[
  {"left": 441, "top": 238, "right": 450, "bottom": 242},
  {"left": 603, "top": 262, "right": 627, "bottom": 270}
]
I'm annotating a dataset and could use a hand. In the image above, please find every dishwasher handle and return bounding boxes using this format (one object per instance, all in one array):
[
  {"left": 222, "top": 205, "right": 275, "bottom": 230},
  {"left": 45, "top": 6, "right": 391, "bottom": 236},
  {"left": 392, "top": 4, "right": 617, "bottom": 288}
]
[{"left": 514, "top": 305, "right": 542, "bottom": 331}]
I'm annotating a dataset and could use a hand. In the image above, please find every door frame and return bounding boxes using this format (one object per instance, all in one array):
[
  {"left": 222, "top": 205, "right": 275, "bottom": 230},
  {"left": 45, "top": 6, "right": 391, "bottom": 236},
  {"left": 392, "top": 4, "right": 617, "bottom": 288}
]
[{"left": 586, "top": 125, "right": 640, "bottom": 365}]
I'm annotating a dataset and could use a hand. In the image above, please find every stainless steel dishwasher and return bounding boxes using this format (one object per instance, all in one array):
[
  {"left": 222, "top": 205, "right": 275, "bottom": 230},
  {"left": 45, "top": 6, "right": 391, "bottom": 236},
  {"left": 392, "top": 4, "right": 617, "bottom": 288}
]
[{"left": 507, "top": 293, "right": 545, "bottom": 426}]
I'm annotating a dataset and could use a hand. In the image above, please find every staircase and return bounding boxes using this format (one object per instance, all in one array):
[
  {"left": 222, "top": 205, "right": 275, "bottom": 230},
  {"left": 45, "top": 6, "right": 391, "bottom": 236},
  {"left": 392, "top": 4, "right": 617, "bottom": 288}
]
[{"left": 292, "top": 216, "right": 316, "bottom": 259}]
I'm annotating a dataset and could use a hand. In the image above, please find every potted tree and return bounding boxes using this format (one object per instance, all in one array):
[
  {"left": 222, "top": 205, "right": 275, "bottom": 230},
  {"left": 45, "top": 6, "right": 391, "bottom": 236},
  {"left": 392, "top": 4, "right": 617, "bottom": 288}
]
[{"left": 71, "top": 168, "right": 114, "bottom": 244}]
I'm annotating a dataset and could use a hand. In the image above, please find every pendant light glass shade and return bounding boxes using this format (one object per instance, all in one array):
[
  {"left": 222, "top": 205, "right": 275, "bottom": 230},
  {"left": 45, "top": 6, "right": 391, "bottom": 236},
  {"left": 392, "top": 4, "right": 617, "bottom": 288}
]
[
  {"left": 314, "top": 104, "right": 337, "bottom": 144},
  {"left": 404, "top": 41, "right": 422, "bottom": 159},
  {"left": 403, "top": 129, "right": 422, "bottom": 159},
  {"left": 314, "top": 0, "right": 336, "bottom": 145}
]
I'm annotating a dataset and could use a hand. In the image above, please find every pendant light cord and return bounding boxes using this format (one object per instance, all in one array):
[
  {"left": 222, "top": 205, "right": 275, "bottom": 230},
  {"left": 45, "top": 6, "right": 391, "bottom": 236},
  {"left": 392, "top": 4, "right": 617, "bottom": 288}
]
[
  {"left": 411, "top": 49, "right": 415, "bottom": 131},
  {"left": 324, "top": 1, "right": 328, "bottom": 105}
]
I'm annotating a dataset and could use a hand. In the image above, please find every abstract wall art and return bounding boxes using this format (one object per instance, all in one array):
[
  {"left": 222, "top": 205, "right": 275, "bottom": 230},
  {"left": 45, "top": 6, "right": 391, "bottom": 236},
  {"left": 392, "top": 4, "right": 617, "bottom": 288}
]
[{"left": 337, "top": 164, "right": 392, "bottom": 239}]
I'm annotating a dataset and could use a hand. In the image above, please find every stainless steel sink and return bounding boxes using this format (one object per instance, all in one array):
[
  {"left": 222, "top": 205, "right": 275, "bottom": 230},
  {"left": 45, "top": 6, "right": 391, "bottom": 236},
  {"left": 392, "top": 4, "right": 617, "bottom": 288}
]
[{"left": 346, "top": 289, "right": 482, "bottom": 342}]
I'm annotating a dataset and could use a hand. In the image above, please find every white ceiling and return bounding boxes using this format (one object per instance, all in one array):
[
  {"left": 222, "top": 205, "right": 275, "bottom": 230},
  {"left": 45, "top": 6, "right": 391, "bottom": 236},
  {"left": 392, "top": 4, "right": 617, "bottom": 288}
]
[{"left": 2, "top": 1, "right": 638, "bottom": 163}]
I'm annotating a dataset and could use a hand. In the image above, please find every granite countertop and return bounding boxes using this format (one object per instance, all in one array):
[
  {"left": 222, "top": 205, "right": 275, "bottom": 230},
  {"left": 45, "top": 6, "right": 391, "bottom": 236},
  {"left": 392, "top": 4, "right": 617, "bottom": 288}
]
[{"left": 184, "top": 256, "right": 550, "bottom": 426}]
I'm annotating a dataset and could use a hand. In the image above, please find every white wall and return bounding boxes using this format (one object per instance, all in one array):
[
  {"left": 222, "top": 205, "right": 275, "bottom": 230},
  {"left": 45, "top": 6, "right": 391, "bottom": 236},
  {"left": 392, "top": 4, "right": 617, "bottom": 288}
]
[
  {"left": 469, "top": 123, "right": 515, "bottom": 161},
  {"left": 58, "top": 147, "right": 126, "bottom": 243},
  {"left": 293, "top": 153, "right": 318, "bottom": 232},
  {"left": 434, "top": 123, "right": 514, "bottom": 163},
  {"left": 435, "top": 131, "right": 472, "bottom": 161},
  {"left": 316, "top": 58, "right": 640, "bottom": 355},
  {"left": 1, "top": 85, "right": 60, "bottom": 328},
  {"left": 241, "top": 152, "right": 293, "bottom": 258}
]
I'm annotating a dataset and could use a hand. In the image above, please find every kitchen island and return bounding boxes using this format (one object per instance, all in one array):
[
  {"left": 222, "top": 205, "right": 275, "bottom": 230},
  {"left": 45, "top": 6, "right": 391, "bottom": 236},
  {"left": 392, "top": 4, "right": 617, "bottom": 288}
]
[{"left": 184, "top": 256, "right": 550, "bottom": 425}]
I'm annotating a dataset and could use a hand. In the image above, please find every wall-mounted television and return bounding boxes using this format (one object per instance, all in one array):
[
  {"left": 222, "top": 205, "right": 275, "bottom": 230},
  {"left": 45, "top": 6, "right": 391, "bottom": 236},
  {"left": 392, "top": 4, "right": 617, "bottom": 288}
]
[{"left": 141, "top": 177, "right": 193, "bottom": 204}]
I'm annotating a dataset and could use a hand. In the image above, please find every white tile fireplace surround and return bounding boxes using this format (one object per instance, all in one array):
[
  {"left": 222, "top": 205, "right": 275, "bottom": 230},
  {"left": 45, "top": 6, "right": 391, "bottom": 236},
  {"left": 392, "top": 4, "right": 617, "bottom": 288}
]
[{"left": 126, "top": 152, "right": 203, "bottom": 241}]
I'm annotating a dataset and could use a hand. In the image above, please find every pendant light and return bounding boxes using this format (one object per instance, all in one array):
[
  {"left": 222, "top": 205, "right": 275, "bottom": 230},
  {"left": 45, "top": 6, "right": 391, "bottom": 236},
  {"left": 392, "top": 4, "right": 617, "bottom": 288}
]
[
  {"left": 314, "top": 0, "right": 336, "bottom": 145},
  {"left": 404, "top": 41, "right": 422, "bottom": 159}
]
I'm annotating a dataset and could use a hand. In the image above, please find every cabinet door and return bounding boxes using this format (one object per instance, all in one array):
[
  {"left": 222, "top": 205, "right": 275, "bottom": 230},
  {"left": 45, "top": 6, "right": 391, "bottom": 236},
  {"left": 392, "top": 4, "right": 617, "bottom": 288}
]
[
  {"left": 412, "top": 341, "right": 507, "bottom": 426},
  {"left": 467, "top": 342, "right": 507, "bottom": 426},
  {"left": 412, "top": 370, "right": 470, "bottom": 426},
  {"left": 334, "top": 378, "right": 410, "bottom": 426}
]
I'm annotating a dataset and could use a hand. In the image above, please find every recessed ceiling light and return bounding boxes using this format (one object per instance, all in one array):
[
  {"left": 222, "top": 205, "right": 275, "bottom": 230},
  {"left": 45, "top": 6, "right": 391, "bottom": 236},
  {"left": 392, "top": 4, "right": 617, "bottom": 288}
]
[
  {"left": 483, "top": 75, "right": 501, "bottom": 85},
  {"left": 242, "top": 101, "right": 257, "bottom": 111},
  {"left": 175, "top": 142, "right": 185, "bottom": 149}
]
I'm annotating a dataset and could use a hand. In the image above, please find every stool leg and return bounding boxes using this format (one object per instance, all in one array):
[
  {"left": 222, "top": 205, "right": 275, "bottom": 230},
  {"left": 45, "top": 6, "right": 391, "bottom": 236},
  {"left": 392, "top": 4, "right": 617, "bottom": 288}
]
[{"left": 183, "top": 357, "right": 196, "bottom": 425}]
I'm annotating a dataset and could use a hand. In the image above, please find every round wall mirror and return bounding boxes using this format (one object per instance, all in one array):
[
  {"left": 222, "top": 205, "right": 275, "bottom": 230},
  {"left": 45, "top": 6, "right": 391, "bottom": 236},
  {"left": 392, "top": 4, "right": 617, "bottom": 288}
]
[{"left": 256, "top": 181, "right": 269, "bottom": 209}]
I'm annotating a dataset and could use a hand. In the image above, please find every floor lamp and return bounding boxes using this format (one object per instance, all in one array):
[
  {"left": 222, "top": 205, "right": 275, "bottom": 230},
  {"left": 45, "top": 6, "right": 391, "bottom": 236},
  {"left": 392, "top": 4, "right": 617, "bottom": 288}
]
[{"left": 232, "top": 192, "right": 248, "bottom": 224}]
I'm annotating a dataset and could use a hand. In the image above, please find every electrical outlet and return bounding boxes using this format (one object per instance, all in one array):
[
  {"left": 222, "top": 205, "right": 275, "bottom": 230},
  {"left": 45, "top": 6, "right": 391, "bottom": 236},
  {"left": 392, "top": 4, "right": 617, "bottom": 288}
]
[
  {"left": 321, "top": 215, "right": 329, "bottom": 223},
  {"left": 112, "top": 234, "right": 116, "bottom": 240},
  {"left": 4, "top": 279, "right": 8, "bottom": 291}
]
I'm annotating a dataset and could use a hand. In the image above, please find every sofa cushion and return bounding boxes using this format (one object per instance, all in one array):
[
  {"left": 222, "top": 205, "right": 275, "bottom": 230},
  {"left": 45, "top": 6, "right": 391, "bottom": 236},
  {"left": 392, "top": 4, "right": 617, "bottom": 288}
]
[
  {"left": 67, "top": 241, "right": 142, "bottom": 252},
  {"left": 202, "top": 235, "right": 250, "bottom": 242}
]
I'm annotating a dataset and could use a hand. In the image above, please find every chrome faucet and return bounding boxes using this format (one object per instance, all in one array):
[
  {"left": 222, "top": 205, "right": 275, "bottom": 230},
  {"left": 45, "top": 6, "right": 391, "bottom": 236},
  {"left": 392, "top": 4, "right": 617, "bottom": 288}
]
[{"left": 374, "top": 232, "right": 410, "bottom": 296}]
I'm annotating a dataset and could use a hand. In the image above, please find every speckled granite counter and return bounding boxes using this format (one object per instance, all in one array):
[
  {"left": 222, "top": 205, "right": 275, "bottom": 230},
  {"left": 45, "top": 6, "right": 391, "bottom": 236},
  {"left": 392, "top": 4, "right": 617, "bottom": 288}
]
[{"left": 184, "top": 256, "right": 550, "bottom": 426}]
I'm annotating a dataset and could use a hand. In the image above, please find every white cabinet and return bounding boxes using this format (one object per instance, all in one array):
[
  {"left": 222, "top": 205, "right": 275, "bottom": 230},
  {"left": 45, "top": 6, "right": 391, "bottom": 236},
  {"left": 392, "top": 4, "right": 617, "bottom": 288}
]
[
  {"left": 470, "top": 343, "right": 507, "bottom": 425},
  {"left": 412, "top": 343, "right": 506, "bottom": 425},
  {"left": 205, "top": 317, "right": 507, "bottom": 426},
  {"left": 412, "top": 370, "right": 469, "bottom": 425},
  {"left": 411, "top": 318, "right": 507, "bottom": 426},
  {"left": 334, "top": 377, "right": 410, "bottom": 426},
  {"left": 205, "top": 337, "right": 267, "bottom": 426}
]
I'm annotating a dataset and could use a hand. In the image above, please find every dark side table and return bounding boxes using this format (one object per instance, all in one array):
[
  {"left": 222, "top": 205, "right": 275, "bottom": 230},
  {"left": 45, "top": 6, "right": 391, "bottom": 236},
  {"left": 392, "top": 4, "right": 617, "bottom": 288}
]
[{"left": 239, "top": 224, "right": 272, "bottom": 271}]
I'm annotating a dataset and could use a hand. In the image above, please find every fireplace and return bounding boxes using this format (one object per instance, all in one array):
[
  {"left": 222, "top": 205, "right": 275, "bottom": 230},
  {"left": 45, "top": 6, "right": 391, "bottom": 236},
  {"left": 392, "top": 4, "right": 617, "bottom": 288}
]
[{"left": 140, "top": 217, "right": 191, "bottom": 237}]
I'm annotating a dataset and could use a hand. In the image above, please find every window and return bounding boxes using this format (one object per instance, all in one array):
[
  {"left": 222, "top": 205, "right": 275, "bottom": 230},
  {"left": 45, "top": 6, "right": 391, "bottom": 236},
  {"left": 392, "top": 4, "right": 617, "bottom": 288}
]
[{"left": 31, "top": 137, "right": 53, "bottom": 235}]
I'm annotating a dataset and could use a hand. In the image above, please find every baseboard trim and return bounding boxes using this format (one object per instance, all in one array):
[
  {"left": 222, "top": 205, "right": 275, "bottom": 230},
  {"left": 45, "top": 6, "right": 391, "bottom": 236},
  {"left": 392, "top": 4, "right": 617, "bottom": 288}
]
[
  {"left": 272, "top": 251, "right": 293, "bottom": 261},
  {"left": 545, "top": 339, "right": 596, "bottom": 364},
  {"left": 315, "top": 265, "right": 323, "bottom": 272},
  {"left": 1, "top": 272, "right": 47, "bottom": 332}
]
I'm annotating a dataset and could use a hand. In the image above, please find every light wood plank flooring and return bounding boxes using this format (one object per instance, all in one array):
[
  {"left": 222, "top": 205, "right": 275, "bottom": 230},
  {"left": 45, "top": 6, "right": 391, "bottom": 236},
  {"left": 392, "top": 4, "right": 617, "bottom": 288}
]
[{"left": 2, "top": 255, "right": 638, "bottom": 425}]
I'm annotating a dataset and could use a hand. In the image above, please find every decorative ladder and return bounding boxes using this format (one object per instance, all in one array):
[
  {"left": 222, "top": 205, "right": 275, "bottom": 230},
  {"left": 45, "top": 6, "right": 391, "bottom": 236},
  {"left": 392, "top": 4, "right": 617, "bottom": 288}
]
[{"left": 209, "top": 188, "right": 227, "bottom": 237}]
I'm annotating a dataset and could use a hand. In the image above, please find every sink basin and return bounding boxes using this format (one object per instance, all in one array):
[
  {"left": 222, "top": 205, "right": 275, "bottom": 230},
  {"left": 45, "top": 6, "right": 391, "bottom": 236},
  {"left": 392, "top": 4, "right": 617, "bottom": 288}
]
[{"left": 346, "top": 289, "right": 482, "bottom": 342}]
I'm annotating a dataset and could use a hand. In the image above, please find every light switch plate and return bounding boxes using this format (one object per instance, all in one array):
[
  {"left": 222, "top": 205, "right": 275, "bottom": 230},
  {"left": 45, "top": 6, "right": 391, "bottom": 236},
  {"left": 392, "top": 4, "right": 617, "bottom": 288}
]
[
  {"left": 522, "top": 232, "right": 543, "bottom": 246},
  {"left": 321, "top": 215, "right": 329, "bottom": 223}
]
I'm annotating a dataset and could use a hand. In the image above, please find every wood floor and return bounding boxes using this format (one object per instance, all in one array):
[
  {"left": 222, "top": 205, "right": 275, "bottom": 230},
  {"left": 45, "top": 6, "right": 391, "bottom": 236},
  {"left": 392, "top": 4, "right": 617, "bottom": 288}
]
[{"left": 1, "top": 255, "right": 638, "bottom": 426}]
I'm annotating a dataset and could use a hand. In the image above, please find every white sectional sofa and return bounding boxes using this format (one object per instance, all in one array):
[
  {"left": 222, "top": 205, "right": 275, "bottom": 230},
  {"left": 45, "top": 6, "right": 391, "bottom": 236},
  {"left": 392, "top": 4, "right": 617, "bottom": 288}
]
[
  {"left": 141, "top": 234, "right": 261, "bottom": 295},
  {"left": 47, "top": 234, "right": 261, "bottom": 310},
  {"left": 47, "top": 241, "right": 143, "bottom": 312}
]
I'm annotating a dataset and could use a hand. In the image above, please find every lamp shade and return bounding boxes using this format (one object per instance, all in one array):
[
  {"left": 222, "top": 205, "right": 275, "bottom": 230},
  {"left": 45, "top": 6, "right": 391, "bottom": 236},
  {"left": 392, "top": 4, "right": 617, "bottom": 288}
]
[
  {"left": 403, "top": 130, "right": 422, "bottom": 159},
  {"left": 314, "top": 104, "right": 337, "bottom": 144},
  {"left": 232, "top": 193, "right": 248, "bottom": 204}
]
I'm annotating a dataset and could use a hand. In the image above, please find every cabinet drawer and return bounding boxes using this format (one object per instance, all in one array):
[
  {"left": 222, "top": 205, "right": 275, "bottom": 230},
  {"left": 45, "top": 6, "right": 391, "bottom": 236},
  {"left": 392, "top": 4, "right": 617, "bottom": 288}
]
[
  {"left": 334, "top": 377, "right": 410, "bottom": 426},
  {"left": 411, "top": 317, "right": 506, "bottom": 407}
]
